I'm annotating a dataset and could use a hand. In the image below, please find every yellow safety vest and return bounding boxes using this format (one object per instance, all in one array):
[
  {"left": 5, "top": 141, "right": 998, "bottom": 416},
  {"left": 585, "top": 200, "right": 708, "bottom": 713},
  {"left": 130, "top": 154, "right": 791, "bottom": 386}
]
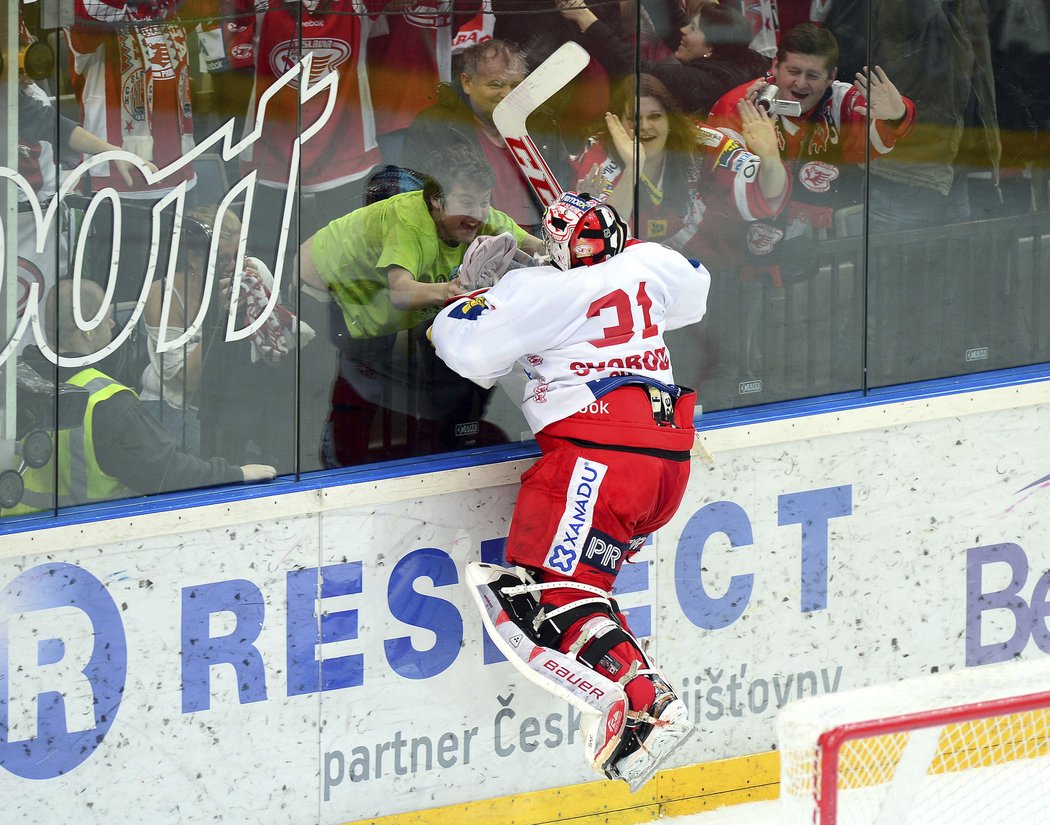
[{"left": 4, "top": 368, "right": 136, "bottom": 515}]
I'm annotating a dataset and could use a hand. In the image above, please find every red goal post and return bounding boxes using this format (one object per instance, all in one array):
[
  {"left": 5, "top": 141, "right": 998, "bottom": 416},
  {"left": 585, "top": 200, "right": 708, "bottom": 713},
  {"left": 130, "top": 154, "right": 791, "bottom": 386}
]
[{"left": 777, "top": 657, "right": 1050, "bottom": 825}]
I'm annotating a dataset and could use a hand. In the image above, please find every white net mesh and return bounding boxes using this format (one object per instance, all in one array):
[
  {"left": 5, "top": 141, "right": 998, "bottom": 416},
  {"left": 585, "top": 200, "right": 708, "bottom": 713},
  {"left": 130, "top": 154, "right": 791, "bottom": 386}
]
[{"left": 777, "top": 658, "right": 1050, "bottom": 825}]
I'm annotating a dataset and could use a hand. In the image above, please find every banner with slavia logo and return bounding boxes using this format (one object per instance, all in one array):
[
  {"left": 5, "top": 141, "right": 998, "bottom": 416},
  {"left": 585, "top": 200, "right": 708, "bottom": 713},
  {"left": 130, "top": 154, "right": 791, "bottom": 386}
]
[{"left": 3, "top": 402, "right": 1050, "bottom": 823}]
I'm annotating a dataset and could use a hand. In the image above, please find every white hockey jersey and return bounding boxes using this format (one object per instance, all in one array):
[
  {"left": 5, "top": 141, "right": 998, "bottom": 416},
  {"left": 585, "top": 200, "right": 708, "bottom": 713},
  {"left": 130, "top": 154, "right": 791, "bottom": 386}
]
[{"left": 430, "top": 241, "right": 711, "bottom": 436}]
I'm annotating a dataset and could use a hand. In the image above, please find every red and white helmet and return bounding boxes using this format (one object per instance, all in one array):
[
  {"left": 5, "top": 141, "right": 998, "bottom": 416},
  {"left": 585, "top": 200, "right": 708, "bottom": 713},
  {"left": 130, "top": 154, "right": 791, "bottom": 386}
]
[{"left": 542, "top": 191, "right": 628, "bottom": 271}]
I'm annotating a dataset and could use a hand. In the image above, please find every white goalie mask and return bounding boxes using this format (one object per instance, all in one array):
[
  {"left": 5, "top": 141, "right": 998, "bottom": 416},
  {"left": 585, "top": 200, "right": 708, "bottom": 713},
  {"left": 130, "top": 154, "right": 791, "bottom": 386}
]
[{"left": 542, "top": 191, "right": 628, "bottom": 271}]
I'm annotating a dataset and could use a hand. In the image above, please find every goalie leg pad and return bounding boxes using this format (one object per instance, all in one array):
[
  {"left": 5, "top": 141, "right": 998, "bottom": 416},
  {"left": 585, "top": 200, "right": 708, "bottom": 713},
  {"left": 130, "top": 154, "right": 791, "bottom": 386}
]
[
  {"left": 529, "top": 572, "right": 658, "bottom": 715},
  {"left": 528, "top": 573, "right": 696, "bottom": 789},
  {"left": 467, "top": 563, "right": 696, "bottom": 790},
  {"left": 465, "top": 562, "right": 629, "bottom": 769},
  {"left": 606, "top": 673, "right": 695, "bottom": 792}
]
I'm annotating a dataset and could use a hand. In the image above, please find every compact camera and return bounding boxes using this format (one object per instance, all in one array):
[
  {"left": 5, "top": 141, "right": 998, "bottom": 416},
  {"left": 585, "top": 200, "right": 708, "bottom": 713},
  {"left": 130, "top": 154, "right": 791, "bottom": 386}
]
[{"left": 755, "top": 84, "right": 802, "bottom": 117}]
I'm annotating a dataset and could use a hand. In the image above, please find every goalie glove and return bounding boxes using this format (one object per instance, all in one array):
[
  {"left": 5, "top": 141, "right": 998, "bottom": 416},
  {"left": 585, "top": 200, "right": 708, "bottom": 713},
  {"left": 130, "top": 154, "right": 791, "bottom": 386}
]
[{"left": 457, "top": 232, "right": 536, "bottom": 290}]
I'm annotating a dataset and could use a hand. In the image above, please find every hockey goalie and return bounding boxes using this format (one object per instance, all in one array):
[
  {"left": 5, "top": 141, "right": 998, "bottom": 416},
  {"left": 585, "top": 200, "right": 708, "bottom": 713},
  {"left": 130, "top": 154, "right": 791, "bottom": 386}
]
[{"left": 429, "top": 192, "right": 712, "bottom": 790}]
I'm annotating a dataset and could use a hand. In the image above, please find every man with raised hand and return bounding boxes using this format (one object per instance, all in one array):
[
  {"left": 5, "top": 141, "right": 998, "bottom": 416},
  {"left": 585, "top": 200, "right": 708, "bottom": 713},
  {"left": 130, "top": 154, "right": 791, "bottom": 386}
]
[
  {"left": 430, "top": 192, "right": 711, "bottom": 790},
  {"left": 708, "top": 23, "right": 916, "bottom": 284}
]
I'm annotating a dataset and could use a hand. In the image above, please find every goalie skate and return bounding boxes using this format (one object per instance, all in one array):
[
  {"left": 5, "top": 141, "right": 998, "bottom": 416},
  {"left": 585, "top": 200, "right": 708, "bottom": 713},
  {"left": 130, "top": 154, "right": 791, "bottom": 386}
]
[
  {"left": 604, "top": 679, "right": 695, "bottom": 792},
  {"left": 464, "top": 562, "right": 630, "bottom": 772}
]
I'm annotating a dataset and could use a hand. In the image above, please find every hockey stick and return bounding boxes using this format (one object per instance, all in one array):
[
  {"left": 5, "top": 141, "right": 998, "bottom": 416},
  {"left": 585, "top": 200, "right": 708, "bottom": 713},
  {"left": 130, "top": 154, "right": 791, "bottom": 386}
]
[{"left": 493, "top": 41, "right": 591, "bottom": 208}]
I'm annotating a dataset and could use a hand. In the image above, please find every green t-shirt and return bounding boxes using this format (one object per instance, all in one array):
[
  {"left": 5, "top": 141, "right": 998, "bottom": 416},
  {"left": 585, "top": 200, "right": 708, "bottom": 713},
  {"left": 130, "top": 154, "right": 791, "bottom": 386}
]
[{"left": 311, "top": 190, "right": 526, "bottom": 338}]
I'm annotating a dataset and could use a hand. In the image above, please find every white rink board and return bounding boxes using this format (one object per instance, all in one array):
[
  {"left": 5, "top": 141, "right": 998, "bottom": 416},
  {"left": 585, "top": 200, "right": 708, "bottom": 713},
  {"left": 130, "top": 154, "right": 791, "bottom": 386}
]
[{"left": 3, "top": 389, "right": 1050, "bottom": 824}]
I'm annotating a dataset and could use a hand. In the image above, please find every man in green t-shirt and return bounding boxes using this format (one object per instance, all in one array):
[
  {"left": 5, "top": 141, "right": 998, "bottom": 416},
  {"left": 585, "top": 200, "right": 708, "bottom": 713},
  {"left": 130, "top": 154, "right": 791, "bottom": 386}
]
[{"left": 298, "top": 145, "right": 543, "bottom": 466}]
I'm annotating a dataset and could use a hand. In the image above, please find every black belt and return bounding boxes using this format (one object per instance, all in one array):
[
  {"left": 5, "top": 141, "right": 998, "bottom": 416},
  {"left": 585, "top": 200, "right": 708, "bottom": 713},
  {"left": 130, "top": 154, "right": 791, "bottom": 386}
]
[{"left": 587, "top": 376, "right": 691, "bottom": 427}]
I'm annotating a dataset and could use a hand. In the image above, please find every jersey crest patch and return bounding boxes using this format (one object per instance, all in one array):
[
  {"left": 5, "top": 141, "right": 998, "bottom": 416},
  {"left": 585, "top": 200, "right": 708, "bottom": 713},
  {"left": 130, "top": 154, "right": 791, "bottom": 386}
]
[
  {"left": 448, "top": 295, "right": 491, "bottom": 320},
  {"left": 799, "top": 160, "right": 840, "bottom": 193},
  {"left": 747, "top": 222, "right": 784, "bottom": 255},
  {"left": 270, "top": 39, "right": 352, "bottom": 87}
]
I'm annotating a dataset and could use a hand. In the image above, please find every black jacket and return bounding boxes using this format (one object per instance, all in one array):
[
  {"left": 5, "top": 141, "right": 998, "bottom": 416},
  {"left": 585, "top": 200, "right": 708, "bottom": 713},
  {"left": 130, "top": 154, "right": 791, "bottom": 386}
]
[
  {"left": 578, "top": 18, "right": 769, "bottom": 117},
  {"left": 21, "top": 346, "right": 244, "bottom": 496},
  {"left": 18, "top": 85, "right": 78, "bottom": 150}
]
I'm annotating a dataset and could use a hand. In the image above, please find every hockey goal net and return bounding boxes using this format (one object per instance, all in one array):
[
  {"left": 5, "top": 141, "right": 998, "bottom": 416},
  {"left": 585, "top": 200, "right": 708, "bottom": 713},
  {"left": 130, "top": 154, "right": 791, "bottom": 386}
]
[{"left": 777, "top": 657, "right": 1050, "bottom": 825}]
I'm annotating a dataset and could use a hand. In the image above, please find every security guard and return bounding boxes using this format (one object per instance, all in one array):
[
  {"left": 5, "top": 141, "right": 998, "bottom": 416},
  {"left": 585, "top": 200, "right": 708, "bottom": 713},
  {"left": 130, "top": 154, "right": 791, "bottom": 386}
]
[{"left": 4, "top": 279, "right": 276, "bottom": 515}]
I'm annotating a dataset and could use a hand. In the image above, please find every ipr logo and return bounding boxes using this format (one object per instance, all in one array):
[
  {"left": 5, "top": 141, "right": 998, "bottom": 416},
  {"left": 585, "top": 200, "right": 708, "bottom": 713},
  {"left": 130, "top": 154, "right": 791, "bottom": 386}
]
[{"left": 1, "top": 563, "right": 127, "bottom": 779}]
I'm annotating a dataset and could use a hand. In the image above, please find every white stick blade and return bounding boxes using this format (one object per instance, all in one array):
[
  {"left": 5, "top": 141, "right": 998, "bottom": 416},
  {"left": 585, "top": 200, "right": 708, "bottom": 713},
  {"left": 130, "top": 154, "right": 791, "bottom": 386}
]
[
  {"left": 492, "top": 42, "right": 591, "bottom": 207},
  {"left": 492, "top": 41, "right": 591, "bottom": 139}
]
